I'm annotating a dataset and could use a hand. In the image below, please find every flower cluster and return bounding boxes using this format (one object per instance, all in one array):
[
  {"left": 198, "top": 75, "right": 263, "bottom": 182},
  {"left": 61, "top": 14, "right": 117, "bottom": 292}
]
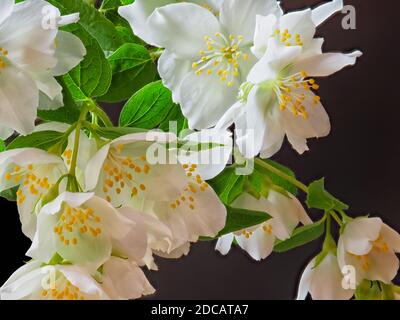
[{"left": 0, "top": 0, "right": 399, "bottom": 301}]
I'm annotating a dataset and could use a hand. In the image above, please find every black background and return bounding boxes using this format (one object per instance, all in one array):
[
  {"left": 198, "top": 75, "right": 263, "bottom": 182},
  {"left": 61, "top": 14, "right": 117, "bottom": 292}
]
[{"left": 1, "top": 0, "right": 400, "bottom": 300}]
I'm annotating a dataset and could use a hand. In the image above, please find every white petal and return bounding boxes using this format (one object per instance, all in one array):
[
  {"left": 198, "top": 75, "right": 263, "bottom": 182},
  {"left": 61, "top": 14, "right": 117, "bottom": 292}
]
[
  {"left": 114, "top": 207, "right": 148, "bottom": 261},
  {"left": 364, "top": 250, "right": 399, "bottom": 284},
  {"left": 309, "top": 253, "right": 354, "bottom": 300},
  {"left": 33, "top": 72, "right": 62, "bottom": 100},
  {"left": 0, "top": 64, "right": 38, "bottom": 135},
  {"left": 155, "top": 242, "right": 191, "bottom": 259},
  {"left": 220, "top": 0, "right": 282, "bottom": 42},
  {"left": 58, "top": 13, "right": 80, "bottom": 26},
  {"left": 52, "top": 30, "right": 86, "bottom": 76},
  {"left": 178, "top": 129, "right": 233, "bottom": 180},
  {"left": 84, "top": 143, "right": 111, "bottom": 191},
  {"left": 236, "top": 227, "right": 275, "bottom": 261},
  {"left": 252, "top": 14, "right": 278, "bottom": 59},
  {"left": 293, "top": 51, "right": 362, "bottom": 77},
  {"left": 342, "top": 217, "right": 383, "bottom": 256},
  {"left": 38, "top": 91, "right": 63, "bottom": 110},
  {"left": 178, "top": 71, "right": 238, "bottom": 129},
  {"left": 158, "top": 50, "right": 192, "bottom": 102},
  {"left": 311, "top": 0, "right": 343, "bottom": 26},
  {"left": 0, "top": 125, "right": 14, "bottom": 140},
  {"left": 102, "top": 258, "right": 155, "bottom": 300},
  {"left": 215, "top": 233, "right": 234, "bottom": 256},
  {"left": 296, "top": 258, "right": 314, "bottom": 300},
  {"left": 118, "top": 0, "right": 171, "bottom": 46},
  {"left": 381, "top": 224, "right": 400, "bottom": 252},
  {"left": 59, "top": 265, "right": 110, "bottom": 299},
  {"left": 147, "top": 3, "right": 221, "bottom": 58},
  {"left": 0, "top": 0, "right": 14, "bottom": 26}
]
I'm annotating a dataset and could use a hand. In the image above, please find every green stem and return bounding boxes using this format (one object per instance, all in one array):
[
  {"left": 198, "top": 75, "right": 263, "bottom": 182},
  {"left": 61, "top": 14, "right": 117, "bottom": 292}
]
[
  {"left": 330, "top": 210, "right": 343, "bottom": 227},
  {"left": 150, "top": 48, "right": 164, "bottom": 61},
  {"left": 92, "top": 104, "right": 113, "bottom": 127},
  {"left": 255, "top": 158, "right": 309, "bottom": 193}
]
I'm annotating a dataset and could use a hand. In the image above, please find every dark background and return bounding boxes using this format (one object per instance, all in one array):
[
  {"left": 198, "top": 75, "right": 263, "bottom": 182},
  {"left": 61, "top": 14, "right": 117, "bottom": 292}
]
[{"left": 1, "top": 0, "right": 399, "bottom": 300}]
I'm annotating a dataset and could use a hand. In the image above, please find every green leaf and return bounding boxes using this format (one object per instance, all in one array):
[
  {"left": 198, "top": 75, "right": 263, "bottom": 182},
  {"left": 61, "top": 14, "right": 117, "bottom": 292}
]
[
  {"left": 355, "top": 281, "right": 384, "bottom": 300},
  {"left": 119, "top": 81, "right": 186, "bottom": 131},
  {"left": 38, "top": 77, "right": 81, "bottom": 124},
  {"left": 99, "top": 43, "right": 156, "bottom": 102},
  {"left": 48, "top": 0, "right": 122, "bottom": 51},
  {"left": 95, "top": 127, "right": 147, "bottom": 140},
  {"left": 7, "top": 131, "right": 64, "bottom": 151},
  {"left": 306, "top": 178, "right": 349, "bottom": 211},
  {"left": 0, "top": 140, "right": 5, "bottom": 152},
  {"left": 256, "top": 159, "right": 298, "bottom": 195},
  {"left": 208, "top": 166, "right": 246, "bottom": 205},
  {"left": 274, "top": 220, "right": 325, "bottom": 253},
  {"left": 64, "top": 24, "right": 112, "bottom": 98},
  {"left": 211, "top": 206, "right": 271, "bottom": 239},
  {"left": 100, "top": 0, "right": 134, "bottom": 11},
  {"left": 0, "top": 186, "right": 18, "bottom": 202}
]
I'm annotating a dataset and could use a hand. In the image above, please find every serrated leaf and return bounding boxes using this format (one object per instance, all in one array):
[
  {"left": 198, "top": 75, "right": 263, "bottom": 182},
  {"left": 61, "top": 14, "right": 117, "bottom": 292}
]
[
  {"left": 274, "top": 220, "right": 325, "bottom": 253},
  {"left": 7, "top": 131, "right": 64, "bottom": 151},
  {"left": 64, "top": 24, "right": 112, "bottom": 98},
  {"left": 96, "top": 127, "right": 147, "bottom": 140},
  {"left": 256, "top": 159, "right": 298, "bottom": 195},
  {"left": 208, "top": 166, "right": 246, "bottom": 205},
  {"left": 208, "top": 206, "right": 271, "bottom": 240},
  {"left": 99, "top": 43, "right": 156, "bottom": 102},
  {"left": 48, "top": 0, "right": 123, "bottom": 51},
  {"left": 306, "top": 178, "right": 349, "bottom": 211},
  {"left": 119, "top": 81, "right": 186, "bottom": 130}
]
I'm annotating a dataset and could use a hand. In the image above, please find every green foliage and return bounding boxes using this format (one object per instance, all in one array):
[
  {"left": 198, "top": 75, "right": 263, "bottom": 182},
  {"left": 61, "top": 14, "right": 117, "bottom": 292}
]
[
  {"left": 208, "top": 166, "right": 246, "bottom": 205},
  {"left": 274, "top": 220, "right": 325, "bottom": 253},
  {"left": 6, "top": 131, "right": 65, "bottom": 151},
  {"left": 205, "top": 206, "right": 271, "bottom": 240},
  {"left": 47, "top": 0, "right": 123, "bottom": 51},
  {"left": 119, "top": 81, "right": 187, "bottom": 132},
  {"left": 65, "top": 25, "right": 112, "bottom": 98},
  {"left": 99, "top": 43, "right": 156, "bottom": 102},
  {"left": 306, "top": 178, "right": 349, "bottom": 211}
]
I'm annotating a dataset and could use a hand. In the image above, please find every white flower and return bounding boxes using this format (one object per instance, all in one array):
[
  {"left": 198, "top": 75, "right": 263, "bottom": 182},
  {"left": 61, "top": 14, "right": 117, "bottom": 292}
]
[
  {"left": 0, "top": 261, "right": 109, "bottom": 300},
  {"left": 119, "top": 0, "right": 223, "bottom": 46},
  {"left": 101, "top": 257, "right": 155, "bottom": 300},
  {"left": 216, "top": 190, "right": 311, "bottom": 261},
  {"left": 27, "top": 192, "right": 148, "bottom": 271},
  {"left": 297, "top": 252, "right": 354, "bottom": 300},
  {"left": 338, "top": 217, "right": 400, "bottom": 284},
  {"left": 0, "top": 0, "right": 86, "bottom": 138},
  {"left": 0, "top": 258, "right": 154, "bottom": 300},
  {"left": 0, "top": 148, "right": 67, "bottom": 238},
  {"left": 84, "top": 132, "right": 227, "bottom": 262},
  {"left": 217, "top": 0, "right": 362, "bottom": 158},
  {"left": 0, "top": 130, "right": 94, "bottom": 239},
  {"left": 140, "top": 0, "right": 282, "bottom": 129}
]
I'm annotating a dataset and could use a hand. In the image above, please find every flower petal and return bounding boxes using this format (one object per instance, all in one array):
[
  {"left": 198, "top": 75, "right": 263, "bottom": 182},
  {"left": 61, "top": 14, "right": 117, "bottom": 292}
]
[
  {"left": 311, "top": 0, "right": 343, "bottom": 26},
  {"left": 147, "top": 3, "right": 221, "bottom": 58},
  {"left": 0, "top": 64, "right": 38, "bottom": 135},
  {"left": 51, "top": 30, "right": 86, "bottom": 76},
  {"left": 293, "top": 51, "right": 362, "bottom": 77},
  {"left": 118, "top": 0, "right": 172, "bottom": 46},
  {"left": 215, "top": 233, "right": 234, "bottom": 256},
  {"left": 220, "top": 0, "right": 282, "bottom": 42},
  {"left": 235, "top": 227, "right": 275, "bottom": 261},
  {"left": 342, "top": 217, "right": 383, "bottom": 256}
]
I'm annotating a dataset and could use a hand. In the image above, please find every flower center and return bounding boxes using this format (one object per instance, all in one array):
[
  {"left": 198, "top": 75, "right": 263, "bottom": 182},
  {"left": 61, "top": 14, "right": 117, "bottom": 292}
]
[
  {"left": 53, "top": 204, "right": 102, "bottom": 246},
  {"left": 169, "top": 164, "right": 209, "bottom": 211},
  {"left": 101, "top": 144, "right": 150, "bottom": 203},
  {"left": 4, "top": 164, "right": 53, "bottom": 205},
  {"left": 41, "top": 276, "right": 85, "bottom": 300},
  {"left": 0, "top": 47, "right": 8, "bottom": 70},
  {"left": 274, "top": 70, "right": 321, "bottom": 119},
  {"left": 192, "top": 33, "right": 249, "bottom": 87},
  {"left": 274, "top": 29, "right": 304, "bottom": 47}
]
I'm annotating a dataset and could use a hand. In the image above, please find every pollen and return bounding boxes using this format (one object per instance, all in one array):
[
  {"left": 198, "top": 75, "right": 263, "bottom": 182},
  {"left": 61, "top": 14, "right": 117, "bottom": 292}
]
[
  {"left": 274, "top": 70, "right": 321, "bottom": 119},
  {"left": 192, "top": 33, "right": 248, "bottom": 86}
]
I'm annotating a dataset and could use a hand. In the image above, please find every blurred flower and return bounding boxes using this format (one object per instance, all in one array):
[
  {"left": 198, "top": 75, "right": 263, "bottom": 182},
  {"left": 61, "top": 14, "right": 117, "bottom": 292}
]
[
  {"left": 216, "top": 190, "right": 311, "bottom": 261},
  {"left": 0, "top": 0, "right": 85, "bottom": 138}
]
